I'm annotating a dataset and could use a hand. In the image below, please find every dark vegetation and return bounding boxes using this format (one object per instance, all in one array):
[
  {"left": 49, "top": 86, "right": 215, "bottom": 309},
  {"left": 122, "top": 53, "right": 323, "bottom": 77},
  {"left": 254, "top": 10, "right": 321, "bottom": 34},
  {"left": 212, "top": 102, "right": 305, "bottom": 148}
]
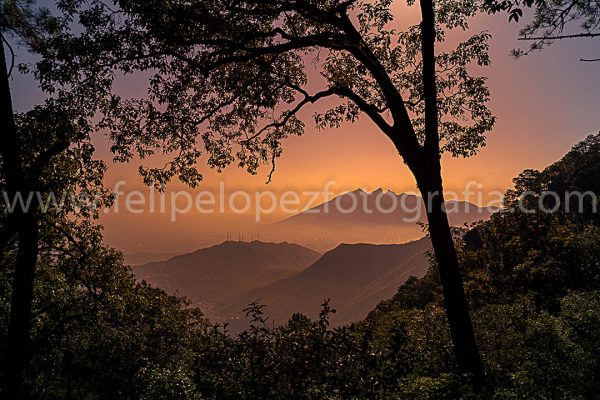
[
  {"left": 2, "top": 133, "right": 600, "bottom": 399},
  {"left": 483, "top": 0, "right": 600, "bottom": 60},
  {"left": 3, "top": 0, "right": 495, "bottom": 383},
  {"left": 1, "top": 0, "right": 599, "bottom": 397}
]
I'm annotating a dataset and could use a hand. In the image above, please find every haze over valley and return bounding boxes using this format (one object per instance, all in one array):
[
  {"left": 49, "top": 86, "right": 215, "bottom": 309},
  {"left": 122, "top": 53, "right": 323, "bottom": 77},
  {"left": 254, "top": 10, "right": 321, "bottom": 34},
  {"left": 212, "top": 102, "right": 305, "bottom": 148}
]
[{"left": 131, "top": 190, "right": 491, "bottom": 329}]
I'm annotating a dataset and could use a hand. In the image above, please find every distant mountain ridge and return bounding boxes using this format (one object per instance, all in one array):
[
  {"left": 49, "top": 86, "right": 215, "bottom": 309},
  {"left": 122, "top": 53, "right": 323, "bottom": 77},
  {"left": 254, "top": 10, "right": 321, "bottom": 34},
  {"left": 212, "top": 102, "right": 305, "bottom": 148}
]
[
  {"left": 280, "top": 188, "right": 493, "bottom": 226},
  {"left": 213, "top": 236, "right": 432, "bottom": 331},
  {"left": 131, "top": 189, "right": 487, "bottom": 331},
  {"left": 124, "top": 252, "right": 177, "bottom": 266},
  {"left": 133, "top": 241, "right": 321, "bottom": 309},
  {"left": 264, "top": 188, "right": 494, "bottom": 252}
]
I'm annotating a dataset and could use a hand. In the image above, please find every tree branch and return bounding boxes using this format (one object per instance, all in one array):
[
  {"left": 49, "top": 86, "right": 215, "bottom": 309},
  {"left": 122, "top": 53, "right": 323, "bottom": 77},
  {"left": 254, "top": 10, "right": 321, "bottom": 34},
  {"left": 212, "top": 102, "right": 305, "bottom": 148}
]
[
  {"left": 1, "top": 35, "right": 15, "bottom": 77},
  {"left": 519, "top": 32, "right": 600, "bottom": 40},
  {"left": 331, "top": 10, "right": 426, "bottom": 167},
  {"left": 419, "top": 0, "right": 440, "bottom": 156},
  {"left": 332, "top": 85, "right": 392, "bottom": 134},
  {"left": 244, "top": 86, "right": 337, "bottom": 143},
  {"left": 336, "top": 13, "right": 413, "bottom": 130},
  {"left": 167, "top": 30, "right": 350, "bottom": 76},
  {"left": 29, "top": 136, "right": 70, "bottom": 183}
]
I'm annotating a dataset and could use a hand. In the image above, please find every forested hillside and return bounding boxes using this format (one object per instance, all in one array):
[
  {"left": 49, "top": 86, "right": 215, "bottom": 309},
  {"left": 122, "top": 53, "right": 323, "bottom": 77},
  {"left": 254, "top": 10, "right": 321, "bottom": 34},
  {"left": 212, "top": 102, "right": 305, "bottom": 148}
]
[{"left": 3, "top": 134, "right": 600, "bottom": 399}]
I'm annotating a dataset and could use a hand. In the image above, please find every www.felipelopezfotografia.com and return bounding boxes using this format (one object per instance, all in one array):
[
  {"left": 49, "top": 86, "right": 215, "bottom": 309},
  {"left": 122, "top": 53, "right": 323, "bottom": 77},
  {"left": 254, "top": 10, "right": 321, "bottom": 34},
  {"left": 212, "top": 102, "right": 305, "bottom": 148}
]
[{"left": 2, "top": 180, "right": 598, "bottom": 222}]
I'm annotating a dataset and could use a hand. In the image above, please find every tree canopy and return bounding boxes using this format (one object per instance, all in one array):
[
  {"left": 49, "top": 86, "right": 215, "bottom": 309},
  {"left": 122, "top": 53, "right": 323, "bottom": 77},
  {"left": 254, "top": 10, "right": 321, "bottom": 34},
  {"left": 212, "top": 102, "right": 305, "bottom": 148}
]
[
  {"left": 3, "top": 0, "right": 599, "bottom": 398},
  {"left": 31, "top": 0, "right": 495, "bottom": 186},
  {"left": 0, "top": 0, "right": 503, "bottom": 389}
]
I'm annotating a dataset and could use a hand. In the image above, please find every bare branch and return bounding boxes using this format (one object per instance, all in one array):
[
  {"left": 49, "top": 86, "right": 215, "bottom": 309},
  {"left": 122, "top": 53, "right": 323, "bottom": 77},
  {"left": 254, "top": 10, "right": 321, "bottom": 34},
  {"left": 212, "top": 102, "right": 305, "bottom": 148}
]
[
  {"left": 519, "top": 32, "right": 600, "bottom": 40},
  {"left": 244, "top": 86, "right": 337, "bottom": 143},
  {"left": 266, "top": 151, "right": 277, "bottom": 184}
]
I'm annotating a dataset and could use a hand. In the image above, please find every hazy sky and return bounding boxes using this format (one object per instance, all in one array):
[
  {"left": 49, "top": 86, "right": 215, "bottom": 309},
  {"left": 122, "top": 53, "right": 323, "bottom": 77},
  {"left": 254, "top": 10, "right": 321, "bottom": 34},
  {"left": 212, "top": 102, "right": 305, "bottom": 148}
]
[{"left": 8, "top": 4, "right": 600, "bottom": 253}]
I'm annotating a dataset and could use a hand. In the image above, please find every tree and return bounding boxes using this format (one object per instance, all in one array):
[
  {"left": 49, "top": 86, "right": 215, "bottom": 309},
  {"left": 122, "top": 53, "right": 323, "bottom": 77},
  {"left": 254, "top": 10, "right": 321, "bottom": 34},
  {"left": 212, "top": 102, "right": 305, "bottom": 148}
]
[
  {"left": 483, "top": 0, "right": 600, "bottom": 61},
  {"left": 1, "top": 1, "right": 114, "bottom": 395},
  {"left": 1, "top": 215, "right": 205, "bottom": 399},
  {"left": 363, "top": 134, "right": 600, "bottom": 396},
  {"left": 0, "top": 38, "right": 39, "bottom": 400},
  {"left": 41, "top": 0, "right": 495, "bottom": 385},
  {"left": 0, "top": 19, "right": 58, "bottom": 399},
  {"left": 0, "top": 102, "right": 111, "bottom": 397}
]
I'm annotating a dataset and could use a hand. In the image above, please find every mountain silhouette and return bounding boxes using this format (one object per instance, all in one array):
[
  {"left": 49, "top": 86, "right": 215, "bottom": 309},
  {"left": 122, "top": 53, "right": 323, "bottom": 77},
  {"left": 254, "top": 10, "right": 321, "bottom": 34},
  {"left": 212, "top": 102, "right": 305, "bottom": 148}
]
[
  {"left": 213, "top": 236, "right": 432, "bottom": 331},
  {"left": 280, "top": 188, "right": 492, "bottom": 226},
  {"left": 263, "top": 189, "right": 494, "bottom": 252},
  {"left": 133, "top": 241, "right": 321, "bottom": 310}
]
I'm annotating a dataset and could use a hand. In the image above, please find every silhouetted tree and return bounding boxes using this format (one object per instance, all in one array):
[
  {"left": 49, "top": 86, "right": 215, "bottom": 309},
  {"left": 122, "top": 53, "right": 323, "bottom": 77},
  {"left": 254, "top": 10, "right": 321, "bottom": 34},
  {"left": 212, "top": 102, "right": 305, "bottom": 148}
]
[
  {"left": 39, "top": 0, "right": 496, "bottom": 385},
  {"left": 1, "top": 2, "right": 113, "bottom": 395}
]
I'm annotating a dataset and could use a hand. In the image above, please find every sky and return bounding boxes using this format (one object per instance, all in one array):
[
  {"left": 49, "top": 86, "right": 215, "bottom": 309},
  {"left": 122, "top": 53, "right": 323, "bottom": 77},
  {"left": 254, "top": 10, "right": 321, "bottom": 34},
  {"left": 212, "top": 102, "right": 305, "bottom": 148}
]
[{"left": 8, "top": 3, "right": 600, "bottom": 253}]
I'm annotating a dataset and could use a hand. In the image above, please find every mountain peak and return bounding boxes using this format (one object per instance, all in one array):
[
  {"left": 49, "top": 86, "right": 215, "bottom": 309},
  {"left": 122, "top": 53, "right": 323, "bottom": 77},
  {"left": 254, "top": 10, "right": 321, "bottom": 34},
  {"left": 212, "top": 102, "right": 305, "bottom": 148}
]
[
  {"left": 350, "top": 188, "right": 404, "bottom": 197},
  {"left": 350, "top": 188, "right": 368, "bottom": 195}
]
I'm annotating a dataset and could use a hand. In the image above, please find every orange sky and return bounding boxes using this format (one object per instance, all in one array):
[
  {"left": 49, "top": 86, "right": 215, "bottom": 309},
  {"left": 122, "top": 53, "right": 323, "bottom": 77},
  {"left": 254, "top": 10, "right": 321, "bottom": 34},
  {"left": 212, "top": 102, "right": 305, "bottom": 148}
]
[
  {"left": 10, "top": 6, "right": 600, "bottom": 253},
  {"left": 95, "top": 11, "right": 599, "bottom": 196}
]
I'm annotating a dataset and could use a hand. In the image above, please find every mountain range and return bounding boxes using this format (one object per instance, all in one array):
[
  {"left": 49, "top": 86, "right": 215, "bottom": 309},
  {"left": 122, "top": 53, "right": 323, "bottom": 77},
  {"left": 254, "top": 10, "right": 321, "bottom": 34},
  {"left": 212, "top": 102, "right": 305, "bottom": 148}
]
[
  {"left": 279, "top": 188, "right": 489, "bottom": 226},
  {"left": 134, "top": 238, "right": 432, "bottom": 332},
  {"left": 132, "top": 189, "right": 490, "bottom": 331},
  {"left": 214, "top": 237, "right": 431, "bottom": 331},
  {"left": 263, "top": 188, "right": 494, "bottom": 252},
  {"left": 124, "top": 252, "right": 177, "bottom": 266},
  {"left": 133, "top": 241, "right": 321, "bottom": 311}
]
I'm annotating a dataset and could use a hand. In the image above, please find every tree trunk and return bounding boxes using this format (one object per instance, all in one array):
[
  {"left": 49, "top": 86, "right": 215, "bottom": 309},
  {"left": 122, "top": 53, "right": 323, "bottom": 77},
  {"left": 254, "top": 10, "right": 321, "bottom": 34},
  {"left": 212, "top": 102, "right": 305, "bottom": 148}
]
[
  {"left": 417, "top": 169, "right": 486, "bottom": 387},
  {"left": 1, "top": 36, "right": 39, "bottom": 400},
  {"left": 410, "top": 0, "right": 487, "bottom": 387},
  {"left": 2, "top": 213, "right": 38, "bottom": 399}
]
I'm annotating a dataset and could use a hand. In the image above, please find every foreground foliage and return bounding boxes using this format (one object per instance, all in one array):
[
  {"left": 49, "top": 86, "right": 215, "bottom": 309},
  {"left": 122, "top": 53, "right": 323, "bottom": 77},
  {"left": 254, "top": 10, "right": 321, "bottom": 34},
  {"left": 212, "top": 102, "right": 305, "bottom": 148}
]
[{"left": 3, "top": 135, "right": 600, "bottom": 398}]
